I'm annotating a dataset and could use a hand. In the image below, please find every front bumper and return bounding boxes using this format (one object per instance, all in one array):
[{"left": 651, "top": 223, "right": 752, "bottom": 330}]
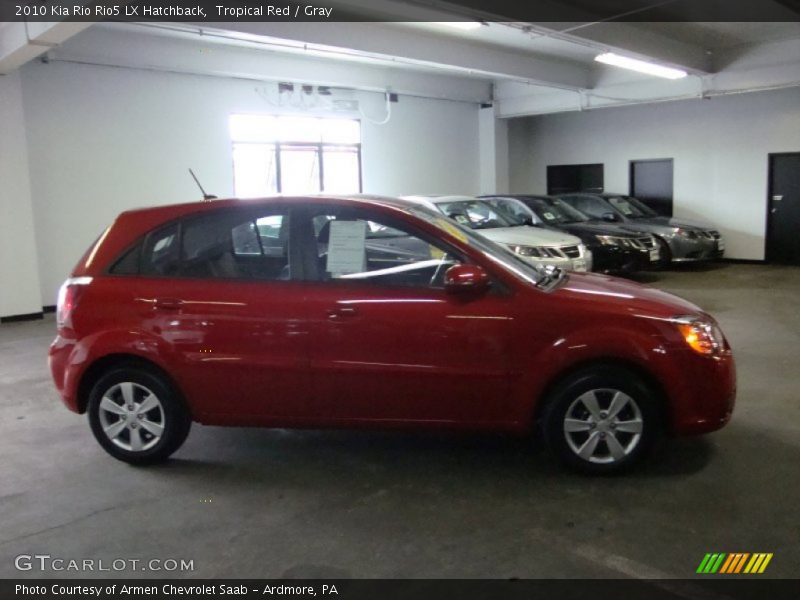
[
  {"left": 590, "top": 244, "right": 651, "bottom": 274},
  {"left": 666, "top": 348, "right": 736, "bottom": 436},
  {"left": 667, "top": 235, "right": 725, "bottom": 262}
]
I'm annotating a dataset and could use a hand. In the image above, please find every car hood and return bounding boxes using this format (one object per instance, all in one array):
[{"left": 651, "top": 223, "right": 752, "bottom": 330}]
[
  {"left": 621, "top": 216, "right": 714, "bottom": 232},
  {"left": 557, "top": 221, "right": 650, "bottom": 237},
  {"left": 477, "top": 225, "right": 582, "bottom": 247},
  {"left": 552, "top": 272, "right": 702, "bottom": 318}
]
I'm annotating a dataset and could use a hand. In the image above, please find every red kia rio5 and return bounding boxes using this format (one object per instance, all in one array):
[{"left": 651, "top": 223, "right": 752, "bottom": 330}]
[{"left": 49, "top": 195, "right": 735, "bottom": 473}]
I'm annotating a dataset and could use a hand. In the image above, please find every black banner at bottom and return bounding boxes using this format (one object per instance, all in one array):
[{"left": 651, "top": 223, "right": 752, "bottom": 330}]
[{"left": 3, "top": 579, "right": 800, "bottom": 600}]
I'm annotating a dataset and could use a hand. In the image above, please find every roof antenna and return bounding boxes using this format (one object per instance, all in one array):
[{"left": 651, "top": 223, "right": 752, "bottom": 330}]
[{"left": 189, "top": 168, "right": 217, "bottom": 201}]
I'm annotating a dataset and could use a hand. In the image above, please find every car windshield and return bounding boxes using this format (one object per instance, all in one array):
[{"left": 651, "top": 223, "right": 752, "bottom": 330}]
[
  {"left": 606, "top": 195, "right": 657, "bottom": 219},
  {"left": 402, "top": 203, "right": 544, "bottom": 286},
  {"left": 482, "top": 198, "right": 541, "bottom": 226},
  {"left": 526, "top": 198, "right": 589, "bottom": 224},
  {"left": 436, "top": 200, "right": 515, "bottom": 229}
]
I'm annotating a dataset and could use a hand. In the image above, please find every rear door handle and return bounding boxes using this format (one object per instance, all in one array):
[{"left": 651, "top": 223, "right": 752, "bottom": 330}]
[
  {"left": 153, "top": 298, "right": 184, "bottom": 311},
  {"left": 326, "top": 306, "right": 359, "bottom": 320}
]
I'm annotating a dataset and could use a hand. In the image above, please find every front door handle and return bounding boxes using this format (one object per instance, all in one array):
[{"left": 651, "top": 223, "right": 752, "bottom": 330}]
[
  {"left": 153, "top": 298, "right": 184, "bottom": 311},
  {"left": 326, "top": 306, "right": 359, "bottom": 320}
]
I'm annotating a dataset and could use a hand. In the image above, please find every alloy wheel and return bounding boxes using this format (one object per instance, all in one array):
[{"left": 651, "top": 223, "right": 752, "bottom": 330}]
[
  {"left": 563, "top": 388, "right": 644, "bottom": 464},
  {"left": 97, "top": 382, "right": 165, "bottom": 452}
]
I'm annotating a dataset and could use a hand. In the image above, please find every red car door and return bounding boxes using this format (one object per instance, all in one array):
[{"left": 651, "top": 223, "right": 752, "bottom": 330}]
[
  {"left": 300, "top": 205, "right": 519, "bottom": 426},
  {"left": 132, "top": 207, "right": 312, "bottom": 421}
]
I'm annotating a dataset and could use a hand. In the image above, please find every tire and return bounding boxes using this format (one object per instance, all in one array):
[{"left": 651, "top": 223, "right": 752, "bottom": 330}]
[
  {"left": 655, "top": 236, "right": 672, "bottom": 267},
  {"left": 87, "top": 365, "right": 191, "bottom": 465},
  {"left": 541, "top": 366, "right": 662, "bottom": 474}
]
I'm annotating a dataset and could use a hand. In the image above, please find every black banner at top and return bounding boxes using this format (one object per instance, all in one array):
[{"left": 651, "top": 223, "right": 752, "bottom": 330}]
[{"left": 1, "top": 0, "right": 800, "bottom": 22}]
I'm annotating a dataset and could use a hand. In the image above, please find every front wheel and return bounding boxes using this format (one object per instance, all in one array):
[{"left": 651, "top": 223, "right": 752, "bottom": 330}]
[
  {"left": 541, "top": 366, "right": 662, "bottom": 474},
  {"left": 88, "top": 366, "right": 191, "bottom": 465}
]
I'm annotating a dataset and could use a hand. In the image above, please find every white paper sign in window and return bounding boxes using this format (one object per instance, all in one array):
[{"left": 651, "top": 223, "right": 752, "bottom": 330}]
[{"left": 326, "top": 220, "right": 367, "bottom": 276}]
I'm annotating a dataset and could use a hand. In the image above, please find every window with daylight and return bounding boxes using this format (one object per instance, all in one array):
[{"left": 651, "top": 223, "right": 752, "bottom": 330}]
[{"left": 230, "top": 114, "right": 362, "bottom": 197}]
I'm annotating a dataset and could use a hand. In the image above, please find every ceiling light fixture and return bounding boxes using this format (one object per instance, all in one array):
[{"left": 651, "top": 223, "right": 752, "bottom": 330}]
[
  {"left": 595, "top": 52, "right": 687, "bottom": 80},
  {"left": 438, "top": 21, "right": 483, "bottom": 31}
]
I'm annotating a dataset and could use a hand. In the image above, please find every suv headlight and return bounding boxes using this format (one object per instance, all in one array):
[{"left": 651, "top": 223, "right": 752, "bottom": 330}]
[
  {"left": 509, "top": 245, "right": 543, "bottom": 257},
  {"left": 673, "top": 315, "right": 726, "bottom": 355}
]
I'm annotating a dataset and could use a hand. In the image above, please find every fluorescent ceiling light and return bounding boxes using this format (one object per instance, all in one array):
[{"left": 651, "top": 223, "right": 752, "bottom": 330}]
[
  {"left": 595, "top": 52, "right": 687, "bottom": 80},
  {"left": 437, "top": 21, "right": 483, "bottom": 31}
]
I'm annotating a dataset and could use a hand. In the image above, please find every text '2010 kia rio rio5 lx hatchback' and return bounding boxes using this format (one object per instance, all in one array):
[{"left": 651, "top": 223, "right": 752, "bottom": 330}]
[{"left": 49, "top": 195, "right": 736, "bottom": 473}]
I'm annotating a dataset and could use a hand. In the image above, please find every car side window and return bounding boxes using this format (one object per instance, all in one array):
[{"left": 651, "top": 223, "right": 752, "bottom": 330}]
[
  {"left": 310, "top": 209, "right": 460, "bottom": 288},
  {"left": 141, "top": 223, "right": 181, "bottom": 276},
  {"left": 181, "top": 210, "right": 290, "bottom": 280}
]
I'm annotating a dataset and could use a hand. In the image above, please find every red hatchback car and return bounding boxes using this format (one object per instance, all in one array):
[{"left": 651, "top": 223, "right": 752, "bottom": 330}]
[{"left": 49, "top": 195, "right": 735, "bottom": 473}]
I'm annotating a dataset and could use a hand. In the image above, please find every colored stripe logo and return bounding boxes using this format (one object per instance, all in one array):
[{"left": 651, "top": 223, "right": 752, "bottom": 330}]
[{"left": 697, "top": 553, "right": 773, "bottom": 574}]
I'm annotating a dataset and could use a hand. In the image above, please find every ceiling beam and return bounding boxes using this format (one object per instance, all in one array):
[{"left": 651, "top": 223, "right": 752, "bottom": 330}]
[
  {"left": 46, "top": 25, "right": 494, "bottom": 103},
  {"left": 181, "top": 21, "right": 592, "bottom": 90}
]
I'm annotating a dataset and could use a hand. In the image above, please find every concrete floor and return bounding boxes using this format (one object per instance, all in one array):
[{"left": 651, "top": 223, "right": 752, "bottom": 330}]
[{"left": 0, "top": 263, "right": 798, "bottom": 579}]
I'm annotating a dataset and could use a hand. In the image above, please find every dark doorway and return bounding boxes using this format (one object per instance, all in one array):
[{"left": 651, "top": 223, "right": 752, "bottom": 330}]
[
  {"left": 630, "top": 159, "right": 673, "bottom": 217},
  {"left": 547, "top": 163, "right": 603, "bottom": 195},
  {"left": 767, "top": 153, "right": 800, "bottom": 265}
]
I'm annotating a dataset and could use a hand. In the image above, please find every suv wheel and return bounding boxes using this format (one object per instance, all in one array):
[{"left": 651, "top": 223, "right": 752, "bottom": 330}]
[
  {"left": 542, "top": 366, "right": 661, "bottom": 474},
  {"left": 88, "top": 366, "right": 191, "bottom": 465}
]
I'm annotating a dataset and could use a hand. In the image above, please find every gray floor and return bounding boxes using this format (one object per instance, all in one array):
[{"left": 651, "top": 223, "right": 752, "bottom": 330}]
[{"left": 1, "top": 263, "right": 798, "bottom": 579}]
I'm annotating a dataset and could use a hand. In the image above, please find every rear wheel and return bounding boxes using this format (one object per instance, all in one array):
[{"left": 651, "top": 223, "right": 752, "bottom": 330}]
[
  {"left": 88, "top": 366, "right": 191, "bottom": 465},
  {"left": 542, "top": 366, "right": 661, "bottom": 474}
]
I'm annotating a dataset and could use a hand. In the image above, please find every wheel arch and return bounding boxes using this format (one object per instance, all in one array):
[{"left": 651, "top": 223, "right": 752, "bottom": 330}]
[
  {"left": 76, "top": 353, "right": 190, "bottom": 417},
  {"left": 531, "top": 357, "right": 669, "bottom": 430}
]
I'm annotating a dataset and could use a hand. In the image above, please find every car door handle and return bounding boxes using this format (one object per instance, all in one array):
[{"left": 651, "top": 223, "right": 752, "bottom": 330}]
[
  {"left": 153, "top": 298, "right": 184, "bottom": 311},
  {"left": 326, "top": 306, "right": 359, "bottom": 320}
]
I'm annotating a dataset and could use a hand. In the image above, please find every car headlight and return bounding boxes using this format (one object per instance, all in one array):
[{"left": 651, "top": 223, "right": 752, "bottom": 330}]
[
  {"left": 596, "top": 235, "right": 622, "bottom": 246},
  {"left": 675, "top": 228, "right": 698, "bottom": 239},
  {"left": 673, "top": 315, "right": 726, "bottom": 355},
  {"left": 509, "top": 245, "right": 543, "bottom": 257}
]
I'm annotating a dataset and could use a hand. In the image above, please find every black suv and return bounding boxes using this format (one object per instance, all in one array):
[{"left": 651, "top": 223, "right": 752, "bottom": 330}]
[{"left": 482, "top": 195, "right": 659, "bottom": 274}]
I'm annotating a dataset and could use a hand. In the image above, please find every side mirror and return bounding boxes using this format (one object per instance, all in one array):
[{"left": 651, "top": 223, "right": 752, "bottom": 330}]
[
  {"left": 444, "top": 264, "right": 490, "bottom": 294},
  {"left": 601, "top": 212, "right": 620, "bottom": 222}
]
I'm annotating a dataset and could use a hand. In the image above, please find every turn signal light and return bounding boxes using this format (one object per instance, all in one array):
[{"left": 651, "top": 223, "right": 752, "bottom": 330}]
[{"left": 675, "top": 317, "right": 725, "bottom": 356}]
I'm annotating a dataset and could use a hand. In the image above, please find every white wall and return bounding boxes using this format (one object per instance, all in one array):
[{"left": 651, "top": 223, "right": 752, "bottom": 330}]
[
  {"left": 508, "top": 87, "right": 800, "bottom": 260},
  {"left": 0, "top": 71, "right": 42, "bottom": 318},
  {"left": 19, "top": 60, "right": 480, "bottom": 304}
]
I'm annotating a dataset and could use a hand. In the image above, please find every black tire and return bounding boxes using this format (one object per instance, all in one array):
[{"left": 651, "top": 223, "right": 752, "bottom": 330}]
[
  {"left": 87, "top": 365, "right": 191, "bottom": 465},
  {"left": 655, "top": 236, "right": 672, "bottom": 267},
  {"left": 541, "top": 365, "right": 662, "bottom": 474}
]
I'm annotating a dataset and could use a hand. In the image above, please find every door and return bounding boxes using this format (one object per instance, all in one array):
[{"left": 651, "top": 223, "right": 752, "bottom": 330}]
[
  {"left": 299, "top": 205, "right": 519, "bottom": 426},
  {"left": 630, "top": 158, "right": 673, "bottom": 217},
  {"left": 767, "top": 153, "right": 800, "bottom": 265},
  {"left": 132, "top": 206, "right": 312, "bottom": 419}
]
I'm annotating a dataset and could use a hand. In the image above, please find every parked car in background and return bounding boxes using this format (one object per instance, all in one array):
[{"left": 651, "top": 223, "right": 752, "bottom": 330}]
[
  {"left": 50, "top": 195, "right": 735, "bottom": 473},
  {"left": 403, "top": 195, "right": 592, "bottom": 273},
  {"left": 556, "top": 193, "right": 724, "bottom": 264},
  {"left": 482, "top": 194, "right": 659, "bottom": 275}
]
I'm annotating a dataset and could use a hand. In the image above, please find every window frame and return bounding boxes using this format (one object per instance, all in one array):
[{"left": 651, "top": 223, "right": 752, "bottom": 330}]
[
  {"left": 293, "top": 204, "right": 473, "bottom": 291},
  {"left": 105, "top": 205, "right": 307, "bottom": 283},
  {"left": 230, "top": 114, "right": 363, "bottom": 196}
]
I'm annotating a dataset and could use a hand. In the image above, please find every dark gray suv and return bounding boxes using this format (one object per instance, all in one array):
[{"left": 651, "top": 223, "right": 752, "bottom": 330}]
[{"left": 558, "top": 193, "right": 724, "bottom": 264}]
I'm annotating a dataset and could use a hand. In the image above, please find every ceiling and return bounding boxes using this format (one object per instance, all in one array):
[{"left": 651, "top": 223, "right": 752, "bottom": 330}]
[{"left": 1, "top": 0, "right": 799, "bottom": 117}]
